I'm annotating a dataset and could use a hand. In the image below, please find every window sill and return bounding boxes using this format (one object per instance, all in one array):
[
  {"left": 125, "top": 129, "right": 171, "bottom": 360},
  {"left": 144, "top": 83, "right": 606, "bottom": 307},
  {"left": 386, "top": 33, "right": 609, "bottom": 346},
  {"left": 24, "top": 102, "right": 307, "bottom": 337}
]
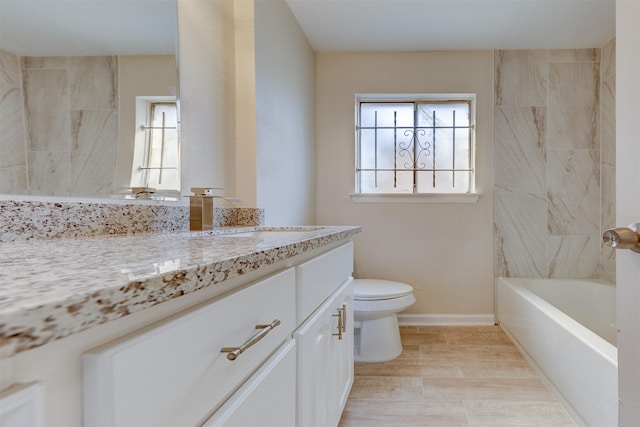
[{"left": 349, "top": 193, "right": 481, "bottom": 204}]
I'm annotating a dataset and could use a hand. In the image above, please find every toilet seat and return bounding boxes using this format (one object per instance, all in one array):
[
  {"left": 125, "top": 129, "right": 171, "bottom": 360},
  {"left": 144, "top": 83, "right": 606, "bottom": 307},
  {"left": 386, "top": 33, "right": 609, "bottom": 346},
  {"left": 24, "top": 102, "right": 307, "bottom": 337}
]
[{"left": 353, "top": 279, "right": 414, "bottom": 301}]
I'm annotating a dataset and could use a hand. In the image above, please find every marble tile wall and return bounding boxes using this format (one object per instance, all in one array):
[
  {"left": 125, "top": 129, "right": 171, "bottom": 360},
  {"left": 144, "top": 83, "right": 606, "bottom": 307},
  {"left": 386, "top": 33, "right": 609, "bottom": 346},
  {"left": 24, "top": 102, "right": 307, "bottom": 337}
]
[
  {"left": 0, "top": 50, "right": 28, "bottom": 192},
  {"left": 494, "top": 44, "right": 616, "bottom": 280},
  {"left": 0, "top": 51, "right": 118, "bottom": 195}
]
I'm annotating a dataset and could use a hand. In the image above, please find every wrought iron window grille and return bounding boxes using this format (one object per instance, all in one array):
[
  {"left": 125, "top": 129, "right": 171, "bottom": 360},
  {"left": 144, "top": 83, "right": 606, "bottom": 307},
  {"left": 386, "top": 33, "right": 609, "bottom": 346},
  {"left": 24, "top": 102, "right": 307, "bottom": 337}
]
[{"left": 356, "top": 99, "right": 474, "bottom": 194}]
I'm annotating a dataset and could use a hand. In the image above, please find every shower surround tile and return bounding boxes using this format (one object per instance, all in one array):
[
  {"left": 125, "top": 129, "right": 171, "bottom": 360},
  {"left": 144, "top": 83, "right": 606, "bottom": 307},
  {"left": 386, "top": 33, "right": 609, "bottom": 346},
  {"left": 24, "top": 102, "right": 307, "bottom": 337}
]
[
  {"left": 600, "top": 76, "right": 616, "bottom": 167},
  {"left": 548, "top": 48, "right": 600, "bottom": 63},
  {"left": 495, "top": 50, "right": 547, "bottom": 107},
  {"left": 494, "top": 45, "right": 614, "bottom": 281},
  {"left": 27, "top": 151, "right": 71, "bottom": 193},
  {"left": 22, "top": 68, "right": 71, "bottom": 152},
  {"left": 495, "top": 192, "right": 547, "bottom": 278},
  {"left": 548, "top": 235, "right": 600, "bottom": 279},
  {"left": 494, "top": 106, "right": 546, "bottom": 193},
  {"left": 548, "top": 62, "right": 600, "bottom": 150},
  {"left": 70, "top": 109, "right": 118, "bottom": 194},
  {"left": 0, "top": 50, "right": 27, "bottom": 191},
  {"left": 547, "top": 149, "right": 600, "bottom": 236},
  {"left": 68, "top": 56, "right": 117, "bottom": 109}
]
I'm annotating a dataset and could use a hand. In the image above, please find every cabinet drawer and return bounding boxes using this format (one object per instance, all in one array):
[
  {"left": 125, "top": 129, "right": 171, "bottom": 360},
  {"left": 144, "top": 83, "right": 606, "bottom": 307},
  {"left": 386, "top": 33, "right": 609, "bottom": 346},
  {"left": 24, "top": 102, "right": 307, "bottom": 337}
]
[
  {"left": 83, "top": 268, "right": 296, "bottom": 427},
  {"left": 297, "top": 242, "right": 353, "bottom": 323}
]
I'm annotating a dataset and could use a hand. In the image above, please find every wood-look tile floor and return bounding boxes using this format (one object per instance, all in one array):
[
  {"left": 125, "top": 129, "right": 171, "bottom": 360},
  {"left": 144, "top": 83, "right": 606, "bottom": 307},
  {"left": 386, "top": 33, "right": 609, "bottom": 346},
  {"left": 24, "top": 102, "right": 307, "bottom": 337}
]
[{"left": 339, "top": 326, "right": 576, "bottom": 427}]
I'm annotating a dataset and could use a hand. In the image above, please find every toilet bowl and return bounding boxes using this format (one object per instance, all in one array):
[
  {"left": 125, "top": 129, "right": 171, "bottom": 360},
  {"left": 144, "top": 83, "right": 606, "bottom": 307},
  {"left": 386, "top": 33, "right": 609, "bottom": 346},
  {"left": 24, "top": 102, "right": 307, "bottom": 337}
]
[{"left": 353, "top": 279, "right": 415, "bottom": 362}]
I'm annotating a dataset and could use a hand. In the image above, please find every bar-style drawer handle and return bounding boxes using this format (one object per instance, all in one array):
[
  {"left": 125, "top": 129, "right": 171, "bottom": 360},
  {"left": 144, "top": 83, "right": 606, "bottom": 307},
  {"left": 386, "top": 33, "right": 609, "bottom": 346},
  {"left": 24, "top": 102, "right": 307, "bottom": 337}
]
[{"left": 221, "top": 319, "right": 281, "bottom": 361}]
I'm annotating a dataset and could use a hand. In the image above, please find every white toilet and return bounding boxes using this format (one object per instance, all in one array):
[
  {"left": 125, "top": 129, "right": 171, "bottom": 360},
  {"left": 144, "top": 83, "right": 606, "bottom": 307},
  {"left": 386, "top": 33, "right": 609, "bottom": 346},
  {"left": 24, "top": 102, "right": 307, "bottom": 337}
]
[{"left": 352, "top": 279, "right": 415, "bottom": 362}]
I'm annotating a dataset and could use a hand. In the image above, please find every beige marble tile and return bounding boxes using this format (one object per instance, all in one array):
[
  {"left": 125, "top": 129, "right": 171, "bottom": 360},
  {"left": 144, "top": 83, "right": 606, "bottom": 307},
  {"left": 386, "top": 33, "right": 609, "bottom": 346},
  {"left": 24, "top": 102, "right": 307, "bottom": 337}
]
[
  {"left": 600, "top": 75, "right": 616, "bottom": 167},
  {"left": 70, "top": 109, "right": 117, "bottom": 194},
  {"left": 548, "top": 235, "right": 600, "bottom": 279},
  {"left": 347, "top": 376, "right": 424, "bottom": 401},
  {"left": 21, "top": 56, "right": 67, "bottom": 69},
  {"left": 422, "top": 378, "right": 558, "bottom": 401},
  {"left": 548, "top": 62, "right": 600, "bottom": 150},
  {"left": 0, "top": 51, "right": 27, "bottom": 171},
  {"left": 495, "top": 50, "right": 547, "bottom": 107},
  {"left": 68, "top": 56, "right": 117, "bottom": 109},
  {"left": 549, "top": 48, "right": 600, "bottom": 63},
  {"left": 0, "top": 168, "right": 27, "bottom": 193},
  {"left": 601, "top": 38, "right": 616, "bottom": 80},
  {"left": 547, "top": 149, "right": 600, "bottom": 236},
  {"left": 27, "top": 151, "right": 71, "bottom": 193},
  {"left": 1, "top": 49, "right": 22, "bottom": 84},
  {"left": 494, "top": 106, "right": 546, "bottom": 193},
  {"left": 340, "top": 399, "right": 468, "bottom": 427},
  {"left": 495, "top": 192, "right": 547, "bottom": 278},
  {"left": 464, "top": 399, "right": 575, "bottom": 426},
  {"left": 22, "top": 69, "right": 71, "bottom": 152}
]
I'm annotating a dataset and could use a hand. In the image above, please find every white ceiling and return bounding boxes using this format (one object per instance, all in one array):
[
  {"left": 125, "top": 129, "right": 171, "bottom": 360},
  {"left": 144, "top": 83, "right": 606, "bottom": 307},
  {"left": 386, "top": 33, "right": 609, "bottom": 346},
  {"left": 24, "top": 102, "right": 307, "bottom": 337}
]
[
  {"left": 284, "top": 0, "right": 616, "bottom": 51},
  {"left": 0, "top": 0, "right": 616, "bottom": 57},
  {"left": 0, "top": 0, "right": 177, "bottom": 56}
]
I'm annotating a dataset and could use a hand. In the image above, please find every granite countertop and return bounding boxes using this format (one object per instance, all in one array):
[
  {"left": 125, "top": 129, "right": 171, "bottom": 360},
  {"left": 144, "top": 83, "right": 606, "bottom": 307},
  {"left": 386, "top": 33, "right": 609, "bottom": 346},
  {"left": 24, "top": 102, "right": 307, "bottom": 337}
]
[{"left": 0, "top": 226, "right": 361, "bottom": 358}]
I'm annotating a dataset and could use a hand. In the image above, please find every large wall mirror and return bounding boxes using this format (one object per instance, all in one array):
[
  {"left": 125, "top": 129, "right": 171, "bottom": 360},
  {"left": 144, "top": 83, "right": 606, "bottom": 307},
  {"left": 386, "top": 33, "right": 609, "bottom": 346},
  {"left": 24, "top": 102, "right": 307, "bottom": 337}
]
[{"left": 0, "top": 0, "right": 180, "bottom": 200}]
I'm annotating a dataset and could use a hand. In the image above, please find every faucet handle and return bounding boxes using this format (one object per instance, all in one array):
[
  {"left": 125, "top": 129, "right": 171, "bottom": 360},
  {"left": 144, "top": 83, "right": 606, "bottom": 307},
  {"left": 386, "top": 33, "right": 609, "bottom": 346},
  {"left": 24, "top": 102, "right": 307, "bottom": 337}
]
[{"left": 190, "top": 187, "right": 223, "bottom": 196}]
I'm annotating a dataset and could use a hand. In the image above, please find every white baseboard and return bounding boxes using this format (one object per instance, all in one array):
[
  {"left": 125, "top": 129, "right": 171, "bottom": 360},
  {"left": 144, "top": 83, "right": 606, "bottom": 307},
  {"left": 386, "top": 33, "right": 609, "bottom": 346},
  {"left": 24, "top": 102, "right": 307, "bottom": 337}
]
[{"left": 398, "top": 313, "right": 496, "bottom": 326}]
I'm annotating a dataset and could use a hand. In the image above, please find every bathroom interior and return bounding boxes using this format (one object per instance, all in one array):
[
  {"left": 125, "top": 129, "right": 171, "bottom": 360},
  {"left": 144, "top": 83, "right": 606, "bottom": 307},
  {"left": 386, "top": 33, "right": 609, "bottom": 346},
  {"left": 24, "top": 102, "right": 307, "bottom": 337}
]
[{"left": 0, "top": 0, "right": 639, "bottom": 426}]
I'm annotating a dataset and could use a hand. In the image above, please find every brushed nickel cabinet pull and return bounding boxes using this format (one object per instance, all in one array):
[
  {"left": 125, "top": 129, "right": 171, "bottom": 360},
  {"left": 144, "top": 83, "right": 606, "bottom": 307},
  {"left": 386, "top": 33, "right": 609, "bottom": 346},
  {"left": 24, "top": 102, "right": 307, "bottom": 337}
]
[
  {"left": 221, "top": 319, "right": 281, "bottom": 361},
  {"left": 333, "top": 307, "right": 344, "bottom": 340}
]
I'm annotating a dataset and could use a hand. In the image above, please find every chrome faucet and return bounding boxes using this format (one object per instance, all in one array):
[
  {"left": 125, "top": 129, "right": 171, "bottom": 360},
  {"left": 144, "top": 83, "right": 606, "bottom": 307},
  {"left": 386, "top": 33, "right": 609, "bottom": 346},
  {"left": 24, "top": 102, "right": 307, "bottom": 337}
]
[{"left": 186, "top": 187, "right": 243, "bottom": 231}]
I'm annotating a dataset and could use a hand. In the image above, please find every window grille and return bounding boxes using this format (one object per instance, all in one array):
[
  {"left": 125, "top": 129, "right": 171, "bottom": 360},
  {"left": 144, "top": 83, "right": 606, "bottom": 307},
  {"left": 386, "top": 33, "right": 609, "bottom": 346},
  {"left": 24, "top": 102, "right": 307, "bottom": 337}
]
[
  {"left": 130, "top": 99, "right": 180, "bottom": 194},
  {"left": 356, "top": 97, "right": 475, "bottom": 194}
]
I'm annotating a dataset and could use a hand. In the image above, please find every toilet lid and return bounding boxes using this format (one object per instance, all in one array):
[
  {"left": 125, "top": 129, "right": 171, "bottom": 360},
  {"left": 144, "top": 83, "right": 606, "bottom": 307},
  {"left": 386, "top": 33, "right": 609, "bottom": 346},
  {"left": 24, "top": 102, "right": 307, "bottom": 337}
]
[{"left": 353, "top": 279, "right": 414, "bottom": 301}]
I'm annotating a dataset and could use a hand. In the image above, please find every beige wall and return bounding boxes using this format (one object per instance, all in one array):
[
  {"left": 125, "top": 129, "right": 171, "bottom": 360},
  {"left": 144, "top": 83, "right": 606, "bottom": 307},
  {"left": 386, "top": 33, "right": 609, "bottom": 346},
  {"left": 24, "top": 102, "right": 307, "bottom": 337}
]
[
  {"left": 116, "top": 55, "right": 178, "bottom": 192},
  {"left": 254, "top": 0, "right": 316, "bottom": 225},
  {"left": 179, "top": 0, "right": 316, "bottom": 225},
  {"left": 315, "top": 52, "right": 495, "bottom": 317}
]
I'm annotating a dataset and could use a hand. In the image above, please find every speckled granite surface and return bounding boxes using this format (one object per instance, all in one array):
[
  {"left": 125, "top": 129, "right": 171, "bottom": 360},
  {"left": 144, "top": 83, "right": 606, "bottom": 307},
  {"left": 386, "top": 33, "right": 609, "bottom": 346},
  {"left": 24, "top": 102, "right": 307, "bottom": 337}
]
[
  {"left": 0, "top": 198, "right": 264, "bottom": 242},
  {"left": 0, "top": 225, "right": 360, "bottom": 357}
]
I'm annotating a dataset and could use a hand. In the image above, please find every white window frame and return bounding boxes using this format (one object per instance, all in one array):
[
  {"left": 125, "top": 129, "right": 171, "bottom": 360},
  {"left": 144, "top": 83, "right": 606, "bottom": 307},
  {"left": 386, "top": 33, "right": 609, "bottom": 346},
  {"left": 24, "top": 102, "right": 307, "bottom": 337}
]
[{"left": 351, "top": 93, "right": 480, "bottom": 203}]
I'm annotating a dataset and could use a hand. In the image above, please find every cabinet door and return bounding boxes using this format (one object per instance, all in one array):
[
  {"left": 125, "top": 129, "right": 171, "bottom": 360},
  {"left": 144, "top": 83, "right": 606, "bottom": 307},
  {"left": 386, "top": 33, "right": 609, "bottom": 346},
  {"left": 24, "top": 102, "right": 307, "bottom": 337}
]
[
  {"left": 294, "top": 278, "right": 354, "bottom": 427},
  {"left": 332, "top": 278, "right": 354, "bottom": 417},
  {"left": 202, "top": 339, "right": 296, "bottom": 427}
]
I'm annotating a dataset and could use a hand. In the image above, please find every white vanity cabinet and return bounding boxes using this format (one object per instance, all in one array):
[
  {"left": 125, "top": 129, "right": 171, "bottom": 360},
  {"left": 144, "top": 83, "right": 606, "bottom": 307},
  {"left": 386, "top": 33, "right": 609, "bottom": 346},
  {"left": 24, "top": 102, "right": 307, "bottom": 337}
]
[
  {"left": 295, "top": 242, "right": 354, "bottom": 427},
  {"left": 2, "top": 234, "right": 357, "bottom": 427},
  {"left": 83, "top": 268, "right": 297, "bottom": 427}
]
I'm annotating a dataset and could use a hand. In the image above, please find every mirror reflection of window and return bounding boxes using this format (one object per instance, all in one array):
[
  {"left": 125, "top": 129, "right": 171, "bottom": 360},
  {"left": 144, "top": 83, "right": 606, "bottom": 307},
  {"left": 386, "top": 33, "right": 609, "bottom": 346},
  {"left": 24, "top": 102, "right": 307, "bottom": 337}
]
[{"left": 130, "top": 97, "right": 180, "bottom": 196}]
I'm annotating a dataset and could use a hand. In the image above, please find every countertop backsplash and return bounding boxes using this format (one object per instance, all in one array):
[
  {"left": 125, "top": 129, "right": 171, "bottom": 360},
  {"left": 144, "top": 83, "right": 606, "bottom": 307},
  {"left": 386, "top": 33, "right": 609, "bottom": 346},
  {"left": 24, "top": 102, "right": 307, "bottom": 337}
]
[{"left": 0, "top": 198, "right": 264, "bottom": 242}]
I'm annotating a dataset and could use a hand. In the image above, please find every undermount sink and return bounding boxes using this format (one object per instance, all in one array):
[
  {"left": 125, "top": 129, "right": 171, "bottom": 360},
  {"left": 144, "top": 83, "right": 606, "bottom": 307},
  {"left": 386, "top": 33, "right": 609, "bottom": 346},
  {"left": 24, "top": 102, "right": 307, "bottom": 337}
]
[{"left": 220, "top": 227, "right": 324, "bottom": 238}]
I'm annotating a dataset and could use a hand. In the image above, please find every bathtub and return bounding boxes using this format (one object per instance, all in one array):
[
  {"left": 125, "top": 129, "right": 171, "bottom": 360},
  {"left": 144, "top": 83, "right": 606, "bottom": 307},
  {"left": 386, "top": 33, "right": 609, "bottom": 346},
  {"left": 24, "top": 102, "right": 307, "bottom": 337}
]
[{"left": 496, "top": 278, "right": 618, "bottom": 427}]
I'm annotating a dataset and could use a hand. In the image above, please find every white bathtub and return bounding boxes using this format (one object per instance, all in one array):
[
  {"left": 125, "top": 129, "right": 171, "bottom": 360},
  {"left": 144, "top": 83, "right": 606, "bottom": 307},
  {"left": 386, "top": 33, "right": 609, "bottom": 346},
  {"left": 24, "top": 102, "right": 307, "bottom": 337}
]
[{"left": 496, "top": 277, "right": 618, "bottom": 427}]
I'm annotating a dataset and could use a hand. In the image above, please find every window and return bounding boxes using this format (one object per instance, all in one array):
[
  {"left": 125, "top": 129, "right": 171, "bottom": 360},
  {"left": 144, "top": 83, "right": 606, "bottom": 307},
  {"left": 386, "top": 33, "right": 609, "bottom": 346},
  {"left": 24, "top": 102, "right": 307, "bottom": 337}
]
[
  {"left": 355, "top": 95, "right": 475, "bottom": 196},
  {"left": 130, "top": 97, "right": 180, "bottom": 196}
]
